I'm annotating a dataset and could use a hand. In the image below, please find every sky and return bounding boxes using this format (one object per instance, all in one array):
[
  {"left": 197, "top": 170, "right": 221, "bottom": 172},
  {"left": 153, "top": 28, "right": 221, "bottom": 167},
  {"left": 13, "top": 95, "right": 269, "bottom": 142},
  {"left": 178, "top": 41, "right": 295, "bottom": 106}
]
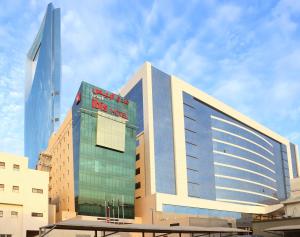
[{"left": 0, "top": 0, "right": 300, "bottom": 157}]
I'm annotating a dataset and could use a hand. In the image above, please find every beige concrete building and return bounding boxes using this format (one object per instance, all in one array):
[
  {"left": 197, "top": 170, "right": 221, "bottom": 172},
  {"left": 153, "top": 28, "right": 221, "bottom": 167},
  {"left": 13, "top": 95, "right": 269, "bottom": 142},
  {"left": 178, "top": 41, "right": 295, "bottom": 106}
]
[
  {"left": 290, "top": 177, "right": 300, "bottom": 198},
  {"left": 252, "top": 179, "right": 300, "bottom": 236},
  {"left": 0, "top": 152, "right": 48, "bottom": 237},
  {"left": 37, "top": 110, "right": 76, "bottom": 222}
]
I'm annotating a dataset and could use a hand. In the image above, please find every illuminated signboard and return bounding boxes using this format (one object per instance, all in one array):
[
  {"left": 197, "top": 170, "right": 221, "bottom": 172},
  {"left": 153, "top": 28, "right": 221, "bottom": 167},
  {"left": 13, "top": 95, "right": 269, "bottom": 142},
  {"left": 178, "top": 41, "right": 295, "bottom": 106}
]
[
  {"left": 75, "top": 92, "right": 81, "bottom": 105},
  {"left": 91, "top": 88, "right": 128, "bottom": 120}
]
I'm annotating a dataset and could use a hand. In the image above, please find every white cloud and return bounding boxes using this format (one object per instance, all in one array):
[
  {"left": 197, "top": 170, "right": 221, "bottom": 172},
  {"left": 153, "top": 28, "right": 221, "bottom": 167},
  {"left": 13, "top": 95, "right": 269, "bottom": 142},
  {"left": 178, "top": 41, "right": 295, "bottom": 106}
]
[{"left": 0, "top": 0, "right": 300, "bottom": 157}]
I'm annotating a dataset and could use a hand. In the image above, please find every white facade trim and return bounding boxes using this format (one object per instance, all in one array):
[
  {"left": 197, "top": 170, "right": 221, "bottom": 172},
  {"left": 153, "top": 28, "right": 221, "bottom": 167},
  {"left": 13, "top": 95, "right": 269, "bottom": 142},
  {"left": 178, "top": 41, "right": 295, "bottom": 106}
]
[
  {"left": 212, "top": 127, "right": 274, "bottom": 156},
  {"left": 214, "top": 162, "right": 276, "bottom": 182},
  {"left": 215, "top": 174, "right": 277, "bottom": 191},
  {"left": 213, "top": 138, "right": 274, "bottom": 165},
  {"left": 211, "top": 115, "right": 273, "bottom": 148},
  {"left": 216, "top": 186, "right": 278, "bottom": 200},
  {"left": 213, "top": 150, "right": 275, "bottom": 173}
]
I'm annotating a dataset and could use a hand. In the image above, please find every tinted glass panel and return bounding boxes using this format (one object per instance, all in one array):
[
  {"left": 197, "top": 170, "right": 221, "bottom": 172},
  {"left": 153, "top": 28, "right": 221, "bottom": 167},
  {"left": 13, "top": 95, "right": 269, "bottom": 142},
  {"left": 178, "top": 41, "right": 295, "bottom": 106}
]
[
  {"left": 124, "top": 80, "right": 144, "bottom": 134},
  {"left": 152, "top": 67, "right": 176, "bottom": 194},
  {"left": 183, "top": 92, "right": 290, "bottom": 204},
  {"left": 163, "top": 204, "right": 241, "bottom": 219}
]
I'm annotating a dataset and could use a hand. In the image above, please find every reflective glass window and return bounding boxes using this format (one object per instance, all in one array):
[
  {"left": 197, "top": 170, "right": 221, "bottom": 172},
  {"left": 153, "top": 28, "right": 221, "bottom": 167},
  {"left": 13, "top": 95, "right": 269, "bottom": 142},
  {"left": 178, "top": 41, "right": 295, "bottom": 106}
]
[
  {"left": 152, "top": 67, "right": 176, "bottom": 194},
  {"left": 163, "top": 204, "right": 241, "bottom": 219}
]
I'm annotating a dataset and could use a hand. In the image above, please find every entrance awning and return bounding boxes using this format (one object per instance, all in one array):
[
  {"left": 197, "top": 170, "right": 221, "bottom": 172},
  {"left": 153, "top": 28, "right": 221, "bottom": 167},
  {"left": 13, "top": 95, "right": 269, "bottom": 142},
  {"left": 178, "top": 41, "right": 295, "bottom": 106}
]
[
  {"left": 265, "top": 225, "right": 300, "bottom": 232},
  {"left": 39, "top": 219, "right": 249, "bottom": 237}
]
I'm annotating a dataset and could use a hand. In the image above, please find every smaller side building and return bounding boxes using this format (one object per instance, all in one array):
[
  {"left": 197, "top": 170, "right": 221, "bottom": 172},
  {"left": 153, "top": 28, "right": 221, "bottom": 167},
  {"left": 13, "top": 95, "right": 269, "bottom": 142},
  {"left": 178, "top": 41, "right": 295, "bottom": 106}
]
[
  {"left": 37, "top": 110, "right": 75, "bottom": 222},
  {"left": 0, "top": 153, "right": 48, "bottom": 237},
  {"left": 253, "top": 178, "right": 300, "bottom": 237}
]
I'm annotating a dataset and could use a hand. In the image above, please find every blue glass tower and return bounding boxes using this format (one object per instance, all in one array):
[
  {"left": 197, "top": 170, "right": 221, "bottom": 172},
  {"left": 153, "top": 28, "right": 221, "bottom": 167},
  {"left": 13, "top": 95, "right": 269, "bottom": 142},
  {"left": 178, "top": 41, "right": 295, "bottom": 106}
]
[{"left": 25, "top": 3, "right": 61, "bottom": 168}]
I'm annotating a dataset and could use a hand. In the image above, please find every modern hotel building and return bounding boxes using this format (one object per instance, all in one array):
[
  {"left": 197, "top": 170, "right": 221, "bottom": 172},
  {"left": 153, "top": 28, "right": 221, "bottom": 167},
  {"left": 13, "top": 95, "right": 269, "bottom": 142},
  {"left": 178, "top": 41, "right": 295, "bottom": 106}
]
[
  {"left": 25, "top": 3, "right": 61, "bottom": 168},
  {"left": 120, "top": 62, "right": 300, "bottom": 225},
  {"left": 37, "top": 82, "right": 137, "bottom": 222}
]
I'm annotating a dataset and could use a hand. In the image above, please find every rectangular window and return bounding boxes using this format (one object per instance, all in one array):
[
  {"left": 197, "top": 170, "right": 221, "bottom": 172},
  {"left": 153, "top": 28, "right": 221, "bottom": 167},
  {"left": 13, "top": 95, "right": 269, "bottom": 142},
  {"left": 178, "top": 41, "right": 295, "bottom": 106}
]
[
  {"left": 135, "top": 168, "right": 140, "bottom": 175},
  {"left": 0, "top": 162, "right": 5, "bottom": 169},
  {"left": 13, "top": 164, "right": 20, "bottom": 171},
  {"left": 0, "top": 184, "right": 4, "bottom": 191},
  {"left": 135, "top": 182, "right": 141, "bottom": 189},
  {"left": 0, "top": 210, "right": 3, "bottom": 217},
  {"left": 11, "top": 211, "right": 18, "bottom": 217},
  {"left": 12, "top": 186, "right": 19, "bottom": 192},
  {"left": 136, "top": 154, "right": 140, "bottom": 161},
  {"left": 32, "top": 188, "right": 43, "bottom": 194},
  {"left": 31, "top": 212, "right": 43, "bottom": 217}
]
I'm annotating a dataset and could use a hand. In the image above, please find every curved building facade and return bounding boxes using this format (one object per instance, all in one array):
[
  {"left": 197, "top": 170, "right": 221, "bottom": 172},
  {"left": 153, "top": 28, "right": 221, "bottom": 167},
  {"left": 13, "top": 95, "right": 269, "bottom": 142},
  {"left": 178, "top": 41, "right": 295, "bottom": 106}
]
[
  {"left": 182, "top": 92, "right": 289, "bottom": 206},
  {"left": 25, "top": 3, "right": 61, "bottom": 168},
  {"left": 120, "top": 62, "right": 300, "bottom": 224}
]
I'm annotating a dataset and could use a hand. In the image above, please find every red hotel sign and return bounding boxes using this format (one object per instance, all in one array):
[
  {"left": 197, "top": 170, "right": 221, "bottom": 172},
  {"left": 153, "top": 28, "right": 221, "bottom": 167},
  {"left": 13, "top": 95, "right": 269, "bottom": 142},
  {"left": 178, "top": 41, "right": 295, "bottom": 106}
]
[
  {"left": 91, "top": 88, "right": 128, "bottom": 120},
  {"left": 92, "top": 88, "right": 128, "bottom": 105}
]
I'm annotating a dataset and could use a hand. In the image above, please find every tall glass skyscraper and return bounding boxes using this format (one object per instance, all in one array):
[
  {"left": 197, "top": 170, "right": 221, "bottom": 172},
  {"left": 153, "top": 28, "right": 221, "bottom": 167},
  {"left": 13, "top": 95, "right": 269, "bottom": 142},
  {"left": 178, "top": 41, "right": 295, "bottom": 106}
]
[{"left": 25, "top": 3, "right": 61, "bottom": 168}]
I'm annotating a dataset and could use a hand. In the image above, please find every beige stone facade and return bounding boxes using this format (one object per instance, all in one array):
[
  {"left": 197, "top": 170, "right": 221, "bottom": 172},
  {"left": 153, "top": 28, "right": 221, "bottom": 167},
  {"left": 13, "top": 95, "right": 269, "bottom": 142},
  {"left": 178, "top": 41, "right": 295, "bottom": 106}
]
[
  {"left": 37, "top": 110, "right": 76, "bottom": 222},
  {"left": 0, "top": 153, "right": 48, "bottom": 237}
]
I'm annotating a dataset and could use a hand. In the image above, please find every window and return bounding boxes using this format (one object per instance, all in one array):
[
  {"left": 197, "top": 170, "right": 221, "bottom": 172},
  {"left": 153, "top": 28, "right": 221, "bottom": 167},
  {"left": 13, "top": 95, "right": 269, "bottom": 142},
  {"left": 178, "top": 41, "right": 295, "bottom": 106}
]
[
  {"left": 12, "top": 186, "right": 19, "bottom": 193},
  {"left": 135, "top": 182, "right": 141, "bottom": 189},
  {"left": 11, "top": 211, "right": 18, "bottom": 217},
  {"left": 135, "top": 168, "right": 140, "bottom": 175},
  {"left": 32, "top": 188, "right": 43, "bottom": 194},
  {"left": 13, "top": 164, "right": 20, "bottom": 171},
  {"left": 0, "top": 184, "right": 4, "bottom": 191},
  {"left": 31, "top": 212, "right": 43, "bottom": 217},
  {"left": 136, "top": 154, "right": 140, "bottom": 161},
  {"left": 0, "top": 162, "right": 5, "bottom": 169},
  {"left": 0, "top": 210, "right": 3, "bottom": 217}
]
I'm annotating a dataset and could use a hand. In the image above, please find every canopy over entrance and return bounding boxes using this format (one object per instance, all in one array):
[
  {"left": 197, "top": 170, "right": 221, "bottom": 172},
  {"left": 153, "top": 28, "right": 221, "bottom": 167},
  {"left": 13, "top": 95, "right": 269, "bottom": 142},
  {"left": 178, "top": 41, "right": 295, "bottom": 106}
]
[{"left": 39, "top": 219, "right": 249, "bottom": 237}]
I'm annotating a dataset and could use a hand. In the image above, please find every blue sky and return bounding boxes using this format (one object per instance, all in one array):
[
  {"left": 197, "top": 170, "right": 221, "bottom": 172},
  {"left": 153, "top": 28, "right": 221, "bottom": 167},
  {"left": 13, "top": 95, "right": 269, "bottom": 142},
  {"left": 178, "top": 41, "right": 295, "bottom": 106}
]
[{"left": 0, "top": 0, "right": 300, "bottom": 156}]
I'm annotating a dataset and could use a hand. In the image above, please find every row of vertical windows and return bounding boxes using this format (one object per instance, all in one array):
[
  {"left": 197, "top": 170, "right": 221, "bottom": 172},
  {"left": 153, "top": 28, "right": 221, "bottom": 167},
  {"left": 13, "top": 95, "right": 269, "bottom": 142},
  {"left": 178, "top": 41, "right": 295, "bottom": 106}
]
[
  {"left": 0, "top": 211, "right": 17, "bottom": 217},
  {"left": 0, "top": 211, "right": 43, "bottom": 218},
  {"left": 0, "top": 162, "right": 20, "bottom": 170},
  {"left": 0, "top": 185, "right": 19, "bottom": 192},
  {"left": 0, "top": 184, "right": 43, "bottom": 193}
]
